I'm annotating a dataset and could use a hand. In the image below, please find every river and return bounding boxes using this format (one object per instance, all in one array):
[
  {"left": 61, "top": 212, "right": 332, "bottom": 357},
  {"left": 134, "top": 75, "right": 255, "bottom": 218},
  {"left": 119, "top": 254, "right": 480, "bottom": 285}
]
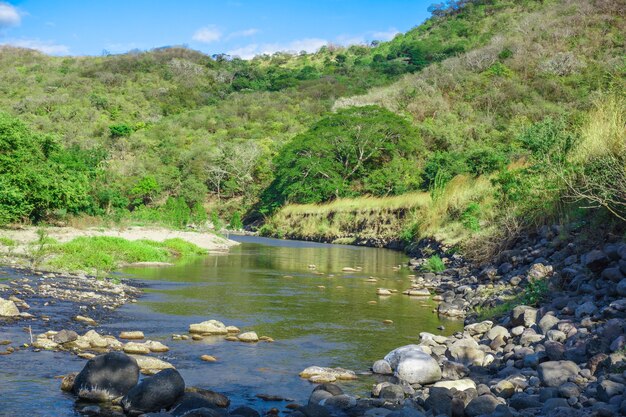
[{"left": 0, "top": 236, "right": 462, "bottom": 416}]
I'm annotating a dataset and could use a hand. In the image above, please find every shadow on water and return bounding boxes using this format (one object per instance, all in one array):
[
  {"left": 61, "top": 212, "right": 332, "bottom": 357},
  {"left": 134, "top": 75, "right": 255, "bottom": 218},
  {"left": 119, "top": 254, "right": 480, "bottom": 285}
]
[{"left": 1, "top": 236, "right": 463, "bottom": 415}]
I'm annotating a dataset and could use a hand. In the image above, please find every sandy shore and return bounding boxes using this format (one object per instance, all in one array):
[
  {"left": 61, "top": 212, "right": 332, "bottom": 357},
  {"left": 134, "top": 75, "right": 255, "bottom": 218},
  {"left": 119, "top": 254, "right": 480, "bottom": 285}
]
[{"left": 0, "top": 226, "right": 239, "bottom": 255}]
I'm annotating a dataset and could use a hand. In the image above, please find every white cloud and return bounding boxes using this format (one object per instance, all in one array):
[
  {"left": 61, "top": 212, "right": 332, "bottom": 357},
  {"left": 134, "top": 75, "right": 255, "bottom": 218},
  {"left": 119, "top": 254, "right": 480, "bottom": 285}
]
[
  {"left": 228, "top": 37, "right": 327, "bottom": 59},
  {"left": 371, "top": 28, "right": 400, "bottom": 42},
  {"left": 0, "top": 2, "right": 20, "bottom": 30},
  {"left": 3, "top": 39, "right": 70, "bottom": 55},
  {"left": 336, "top": 34, "right": 366, "bottom": 46},
  {"left": 226, "top": 28, "right": 259, "bottom": 40},
  {"left": 192, "top": 25, "right": 222, "bottom": 43}
]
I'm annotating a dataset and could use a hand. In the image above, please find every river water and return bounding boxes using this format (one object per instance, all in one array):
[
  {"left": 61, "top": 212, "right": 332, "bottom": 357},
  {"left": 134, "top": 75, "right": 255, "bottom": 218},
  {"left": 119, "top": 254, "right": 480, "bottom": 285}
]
[{"left": 0, "top": 236, "right": 462, "bottom": 416}]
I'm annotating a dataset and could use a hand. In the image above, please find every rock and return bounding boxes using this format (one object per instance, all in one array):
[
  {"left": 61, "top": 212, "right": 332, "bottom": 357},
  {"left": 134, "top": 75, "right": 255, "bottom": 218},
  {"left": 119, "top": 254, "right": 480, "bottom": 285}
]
[
  {"left": 602, "top": 267, "right": 624, "bottom": 282},
  {"left": 372, "top": 359, "right": 392, "bottom": 375},
  {"left": 465, "top": 395, "right": 500, "bottom": 417},
  {"left": 493, "top": 380, "right": 515, "bottom": 398},
  {"left": 189, "top": 320, "right": 228, "bottom": 335},
  {"left": 226, "top": 326, "right": 240, "bottom": 333},
  {"left": 583, "top": 250, "right": 610, "bottom": 272},
  {"left": 60, "top": 372, "right": 77, "bottom": 392},
  {"left": 464, "top": 320, "right": 493, "bottom": 336},
  {"left": 0, "top": 298, "right": 19, "bottom": 316},
  {"left": 542, "top": 398, "right": 569, "bottom": 413},
  {"left": 528, "top": 263, "right": 553, "bottom": 279},
  {"left": 545, "top": 341, "right": 565, "bottom": 361},
  {"left": 597, "top": 380, "right": 625, "bottom": 402},
  {"left": 238, "top": 332, "right": 259, "bottom": 342},
  {"left": 558, "top": 382, "right": 580, "bottom": 398},
  {"left": 377, "top": 288, "right": 392, "bottom": 296},
  {"left": 120, "top": 331, "right": 145, "bottom": 340},
  {"left": 80, "top": 330, "right": 108, "bottom": 348},
  {"left": 486, "top": 326, "right": 510, "bottom": 341},
  {"left": 171, "top": 393, "right": 228, "bottom": 417},
  {"left": 130, "top": 355, "right": 175, "bottom": 374},
  {"left": 617, "top": 279, "right": 626, "bottom": 296},
  {"left": 405, "top": 289, "right": 430, "bottom": 296},
  {"left": 442, "top": 360, "right": 469, "bottom": 380},
  {"left": 145, "top": 340, "right": 169, "bottom": 353},
  {"left": 424, "top": 387, "right": 453, "bottom": 416},
  {"left": 383, "top": 345, "right": 427, "bottom": 368},
  {"left": 73, "top": 352, "right": 139, "bottom": 400},
  {"left": 201, "top": 355, "right": 217, "bottom": 362},
  {"left": 395, "top": 351, "right": 442, "bottom": 384},
  {"left": 509, "top": 393, "right": 543, "bottom": 410},
  {"left": 323, "top": 394, "right": 357, "bottom": 410},
  {"left": 122, "top": 369, "right": 185, "bottom": 414},
  {"left": 378, "top": 384, "right": 405, "bottom": 401},
  {"left": 230, "top": 406, "right": 258, "bottom": 417},
  {"left": 537, "top": 361, "right": 580, "bottom": 387},
  {"left": 575, "top": 301, "right": 597, "bottom": 318},
  {"left": 74, "top": 315, "right": 97, "bottom": 326},
  {"left": 438, "top": 300, "right": 466, "bottom": 317},
  {"left": 186, "top": 387, "right": 230, "bottom": 408},
  {"left": 33, "top": 337, "right": 58, "bottom": 350},
  {"left": 538, "top": 314, "right": 560, "bottom": 334},
  {"left": 309, "top": 389, "right": 333, "bottom": 405},
  {"left": 299, "top": 366, "right": 357, "bottom": 381},
  {"left": 449, "top": 338, "right": 485, "bottom": 366},
  {"left": 124, "top": 342, "right": 151, "bottom": 354},
  {"left": 53, "top": 329, "right": 78, "bottom": 344},
  {"left": 511, "top": 305, "right": 538, "bottom": 327},
  {"left": 433, "top": 378, "right": 476, "bottom": 391},
  {"left": 297, "top": 404, "right": 332, "bottom": 417}
]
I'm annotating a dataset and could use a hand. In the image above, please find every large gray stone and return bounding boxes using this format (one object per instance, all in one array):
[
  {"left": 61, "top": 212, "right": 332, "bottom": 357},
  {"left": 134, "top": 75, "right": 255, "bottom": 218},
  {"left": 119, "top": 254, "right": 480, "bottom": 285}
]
[
  {"left": 449, "top": 337, "right": 485, "bottom": 366},
  {"left": 583, "top": 250, "right": 610, "bottom": 272},
  {"left": 537, "top": 361, "right": 580, "bottom": 387},
  {"left": 511, "top": 306, "right": 537, "bottom": 327},
  {"left": 465, "top": 395, "right": 500, "bottom": 417},
  {"left": 0, "top": 298, "right": 19, "bottom": 317},
  {"left": 122, "top": 369, "right": 185, "bottom": 414},
  {"left": 372, "top": 359, "right": 392, "bottom": 375},
  {"left": 73, "top": 352, "right": 140, "bottom": 400},
  {"left": 395, "top": 351, "right": 442, "bottom": 384}
]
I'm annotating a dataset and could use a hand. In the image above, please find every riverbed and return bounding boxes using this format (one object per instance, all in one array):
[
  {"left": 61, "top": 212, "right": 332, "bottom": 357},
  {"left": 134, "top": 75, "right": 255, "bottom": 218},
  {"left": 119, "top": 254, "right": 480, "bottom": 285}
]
[{"left": 0, "top": 236, "right": 462, "bottom": 416}]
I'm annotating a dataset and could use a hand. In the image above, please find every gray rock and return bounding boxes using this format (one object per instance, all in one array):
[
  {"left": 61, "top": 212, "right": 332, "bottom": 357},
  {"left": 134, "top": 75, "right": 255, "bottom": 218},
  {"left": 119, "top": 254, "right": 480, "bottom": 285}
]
[
  {"left": 322, "top": 394, "right": 357, "bottom": 410},
  {"left": 538, "top": 314, "right": 560, "bottom": 334},
  {"left": 575, "top": 301, "right": 597, "bottom": 318},
  {"left": 602, "top": 267, "right": 624, "bottom": 283},
  {"left": 544, "top": 341, "right": 565, "bottom": 361},
  {"left": 442, "top": 361, "right": 469, "bottom": 380},
  {"left": 486, "top": 326, "right": 510, "bottom": 341},
  {"left": 449, "top": 337, "right": 485, "bottom": 366},
  {"left": 537, "top": 361, "right": 581, "bottom": 387},
  {"left": 509, "top": 393, "right": 542, "bottom": 410},
  {"left": 598, "top": 380, "right": 625, "bottom": 402},
  {"left": 542, "top": 397, "right": 569, "bottom": 413},
  {"left": 583, "top": 250, "right": 610, "bottom": 272},
  {"left": 378, "top": 385, "right": 405, "bottom": 401},
  {"left": 546, "top": 330, "right": 566, "bottom": 343},
  {"left": 464, "top": 320, "right": 493, "bottom": 336},
  {"left": 423, "top": 387, "right": 452, "bottom": 416},
  {"left": 465, "top": 395, "right": 500, "bottom": 417},
  {"left": 122, "top": 368, "right": 185, "bottom": 414},
  {"left": 0, "top": 298, "right": 19, "bottom": 317},
  {"left": 395, "top": 351, "right": 442, "bottom": 384},
  {"left": 558, "top": 382, "right": 580, "bottom": 398},
  {"left": 372, "top": 360, "right": 392, "bottom": 375},
  {"left": 53, "top": 329, "right": 79, "bottom": 344},
  {"left": 73, "top": 352, "right": 139, "bottom": 400},
  {"left": 617, "top": 279, "right": 626, "bottom": 297},
  {"left": 511, "top": 306, "right": 538, "bottom": 327},
  {"left": 309, "top": 390, "right": 332, "bottom": 405}
]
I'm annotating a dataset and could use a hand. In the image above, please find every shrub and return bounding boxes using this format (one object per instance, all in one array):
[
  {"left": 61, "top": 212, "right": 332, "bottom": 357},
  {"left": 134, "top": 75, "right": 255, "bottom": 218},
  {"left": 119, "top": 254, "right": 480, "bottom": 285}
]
[
  {"left": 422, "top": 255, "right": 445, "bottom": 273},
  {"left": 109, "top": 123, "right": 133, "bottom": 138},
  {"left": 229, "top": 211, "right": 243, "bottom": 230}
]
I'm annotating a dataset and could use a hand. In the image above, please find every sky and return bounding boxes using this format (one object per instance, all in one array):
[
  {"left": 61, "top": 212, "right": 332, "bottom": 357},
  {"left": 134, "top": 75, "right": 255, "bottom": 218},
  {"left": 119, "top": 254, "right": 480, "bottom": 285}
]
[{"left": 0, "top": 1, "right": 432, "bottom": 58}]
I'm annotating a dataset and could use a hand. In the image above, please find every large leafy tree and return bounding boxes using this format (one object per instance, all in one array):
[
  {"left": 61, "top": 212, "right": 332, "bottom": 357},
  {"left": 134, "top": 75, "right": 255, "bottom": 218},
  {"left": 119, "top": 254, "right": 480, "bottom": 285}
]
[{"left": 259, "top": 105, "right": 422, "bottom": 213}]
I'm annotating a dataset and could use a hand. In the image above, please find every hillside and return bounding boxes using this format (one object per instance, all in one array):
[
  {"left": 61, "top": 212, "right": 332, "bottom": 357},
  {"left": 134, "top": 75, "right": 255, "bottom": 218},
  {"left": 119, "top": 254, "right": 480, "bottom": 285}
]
[{"left": 0, "top": 0, "right": 624, "bottom": 250}]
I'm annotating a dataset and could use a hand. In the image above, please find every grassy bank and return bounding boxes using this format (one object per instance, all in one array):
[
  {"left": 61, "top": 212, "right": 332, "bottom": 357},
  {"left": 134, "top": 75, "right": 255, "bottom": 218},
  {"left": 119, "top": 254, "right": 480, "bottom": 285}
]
[{"left": 260, "top": 174, "right": 496, "bottom": 248}]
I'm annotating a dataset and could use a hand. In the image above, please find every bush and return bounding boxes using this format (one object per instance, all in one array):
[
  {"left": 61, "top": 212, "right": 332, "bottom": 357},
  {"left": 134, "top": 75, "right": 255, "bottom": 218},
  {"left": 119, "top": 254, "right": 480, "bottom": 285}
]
[
  {"left": 229, "top": 211, "right": 243, "bottom": 230},
  {"left": 422, "top": 255, "right": 445, "bottom": 273},
  {"left": 109, "top": 123, "right": 133, "bottom": 137}
]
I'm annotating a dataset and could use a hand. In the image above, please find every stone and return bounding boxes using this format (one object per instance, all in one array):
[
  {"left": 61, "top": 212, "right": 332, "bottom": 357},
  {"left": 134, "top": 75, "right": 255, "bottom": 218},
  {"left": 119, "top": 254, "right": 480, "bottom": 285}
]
[
  {"left": 617, "top": 279, "right": 626, "bottom": 297},
  {"left": 544, "top": 341, "right": 565, "bottom": 361},
  {"left": 146, "top": 340, "right": 169, "bottom": 352},
  {"left": 395, "top": 351, "right": 442, "bottom": 384},
  {"left": 538, "top": 314, "right": 560, "bottom": 334},
  {"left": 74, "top": 315, "right": 97, "bottom": 326},
  {"left": 537, "top": 361, "right": 581, "bottom": 387},
  {"left": 33, "top": 337, "right": 58, "bottom": 350},
  {"left": 511, "top": 305, "right": 538, "bottom": 327},
  {"left": 438, "top": 300, "right": 466, "bottom": 317},
  {"left": 433, "top": 378, "right": 476, "bottom": 391},
  {"left": 464, "top": 320, "right": 493, "bottom": 336},
  {"left": 229, "top": 406, "right": 258, "bottom": 417},
  {"left": 424, "top": 387, "right": 453, "bottom": 416},
  {"left": 405, "top": 288, "right": 430, "bottom": 296},
  {"left": 171, "top": 393, "right": 229, "bottom": 416},
  {"left": 509, "top": 393, "right": 542, "bottom": 410},
  {"left": 130, "top": 355, "right": 175, "bottom": 374},
  {"left": 575, "top": 301, "right": 597, "bottom": 318},
  {"left": 189, "top": 320, "right": 228, "bottom": 335},
  {"left": 583, "top": 250, "right": 610, "bottom": 271},
  {"left": 312, "top": 383, "right": 343, "bottom": 396},
  {"left": 238, "top": 332, "right": 259, "bottom": 342},
  {"left": 558, "top": 382, "right": 580, "bottom": 398},
  {"left": 60, "top": 372, "right": 77, "bottom": 392},
  {"left": 377, "top": 288, "right": 392, "bottom": 296},
  {"left": 542, "top": 398, "right": 569, "bottom": 413},
  {"left": 465, "top": 395, "right": 500, "bottom": 417},
  {"left": 0, "top": 298, "right": 19, "bottom": 317},
  {"left": 120, "top": 331, "right": 145, "bottom": 340},
  {"left": 528, "top": 263, "right": 553, "bottom": 280},
  {"left": 602, "top": 267, "right": 624, "bottom": 282},
  {"left": 122, "top": 369, "right": 185, "bottom": 414},
  {"left": 492, "top": 380, "right": 515, "bottom": 398},
  {"left": 442, "top": 361, "right": 469, "bottom": 380},
  {"left": 53, "top": 329, "right": 78, "bottom": 344},
  {"left": 73, "top": 352, "right": 139, "bottom": 400},
  {"left": 200, "top": 355, "right": 217, "bottom": 362},
  {"left": 449, "top": 338, "right": 485, "bottom": 366},
  {"left": 309, "top": 389, "right": 333, "bottom": 405},
  {"left": 378, "top": 384, "right": 405, "bottom": 401},
  {"left": 299, "top": 366, "right": 357, "bottom": 380},
  {"left": 383, "top": 345, "right": 427, "bottom": 368},
  {"left": 597, "top": 380, "right": 625, "bottom": 402},
  {"left": 372, "top": 359, "right": 392, "bottom": 374},
  {"left": 546, "top": 330, "right": 566, "bottom": 343},
  {"left": 486, "top": 326, "right": 510, "bottom": 341},
  {"left": 185, "top": 387, "right": 230, "bottom": 408},
  {"left": 124, "top": 342, "right": 150, "bottom": 354}
]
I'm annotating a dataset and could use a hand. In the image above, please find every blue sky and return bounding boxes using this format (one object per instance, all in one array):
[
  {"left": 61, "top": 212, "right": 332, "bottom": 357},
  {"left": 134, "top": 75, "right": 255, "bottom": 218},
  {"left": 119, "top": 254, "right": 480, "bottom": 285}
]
[{"left": 0, "top": 1, "right": 432, "bottom": 58}]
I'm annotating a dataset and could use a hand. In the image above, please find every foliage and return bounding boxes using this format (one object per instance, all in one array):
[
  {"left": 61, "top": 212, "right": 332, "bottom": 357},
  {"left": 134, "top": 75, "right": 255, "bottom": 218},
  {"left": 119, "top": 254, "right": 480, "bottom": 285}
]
[
  {"left": 46, "top": 236, "right": 206, "bottom": 275},
  {"left": 259, "top": 106, "right": 421, "bottom": 212},
  {"left": 229, "top": 211, "right": 243, "bottom": 230},
  {"left": 422, "top": 255, "right": 446, "bottom": 273}
]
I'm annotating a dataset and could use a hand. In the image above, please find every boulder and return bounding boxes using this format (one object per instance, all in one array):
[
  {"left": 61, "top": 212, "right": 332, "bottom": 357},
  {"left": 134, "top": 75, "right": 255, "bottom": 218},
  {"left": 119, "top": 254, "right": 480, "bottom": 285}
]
[
  {"left": 465, "top": 395, "right": 500, "bottom": 417},
  {"left": 0, "top": 298, "right": 19, "bottom": 317},
  {"left": 449, "top": 338, "right": 485, "bottom": 366},
  {"left": 511, "top": 306, "right": 537, "bottom": 327},
  {"left": 185, "top": 387, "right": 230, "bottom": 408},
  {"left": 124, "top": 342, "right": 151, "bottom": 355},
  {"left": 189, "top": 320, "right": 228, "bottom": 335},
  {"left": 538, "top": 314, "right": 560, "bottom": 334},
  {"left": 122, "top": 369, "right": 185, "bottom": 414},
  {"left": 72, "top": 352, "right": 139, "bottom": 400},
  {"left": 378, "top": 384, "right": 405, "bottom": 401},
  {"left": 464, "top": 320, "right": 493, "bottom": 336},
  {"left": 120, "top": 331, "right": 145, "bottom": 340},
  {"left": 597, "top": 380, "right": 625, "bottom": 402},
  {"left": 583, "top": 250, "right": 609, "bottom": 272},
  {"left": 372, "top": 359, "right": 392, "bottom": 375},
  {"left": 432, "top": 379, "right": 476, "bottom": 391},
  {"left": 442, "top": 360, "right": 469, "bottom": 380},
  {"left": 171, "top": 393, "right": 227, "bottom": 417},
  {"left": 617, "top": 279, "right": 626, "bottom": 297},
  {"left": 238, "top": 332, "right": 259, "bottom": 342},
  {"left": 130, "top": 355, "right": 175, "bottom": 374},
  {"left": 395, "top": 351, "right": 442, "bottom": 384},
  {"left": 299, "top": 366, "right": 357, "bottom": 381},
  {"left": 537, "top": 361, "right": 580, "bottom": 387},
  {"left": 486, "top": 326, "right": 510, "bottom": 341},
  {"left": 383, "top": 345, "right": 427, "bottom": 369},
  {"left": 323, "top": 394, "right": 357, "bottom": 409},
  {"left": 53, "top": 329, "right": 79, "bottom": 344}
]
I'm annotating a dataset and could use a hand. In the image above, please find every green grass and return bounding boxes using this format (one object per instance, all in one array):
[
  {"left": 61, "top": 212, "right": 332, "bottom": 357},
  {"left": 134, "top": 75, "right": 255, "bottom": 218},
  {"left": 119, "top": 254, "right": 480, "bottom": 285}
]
[
  {"left": 422, "top": 255, "right": 446, "bottom": 273},
  {"left": 0, "top": 237, "right": 16, "bottom": 247},
  {"left": 46, "top": 236, "right": 207, "bottom": 275}
]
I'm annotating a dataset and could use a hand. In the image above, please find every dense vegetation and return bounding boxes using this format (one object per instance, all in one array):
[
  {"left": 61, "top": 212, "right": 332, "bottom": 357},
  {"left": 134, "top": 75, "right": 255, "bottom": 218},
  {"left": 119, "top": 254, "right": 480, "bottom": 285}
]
[{"left": 0, "top": 0, "right": 623, "bottom": 252}]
